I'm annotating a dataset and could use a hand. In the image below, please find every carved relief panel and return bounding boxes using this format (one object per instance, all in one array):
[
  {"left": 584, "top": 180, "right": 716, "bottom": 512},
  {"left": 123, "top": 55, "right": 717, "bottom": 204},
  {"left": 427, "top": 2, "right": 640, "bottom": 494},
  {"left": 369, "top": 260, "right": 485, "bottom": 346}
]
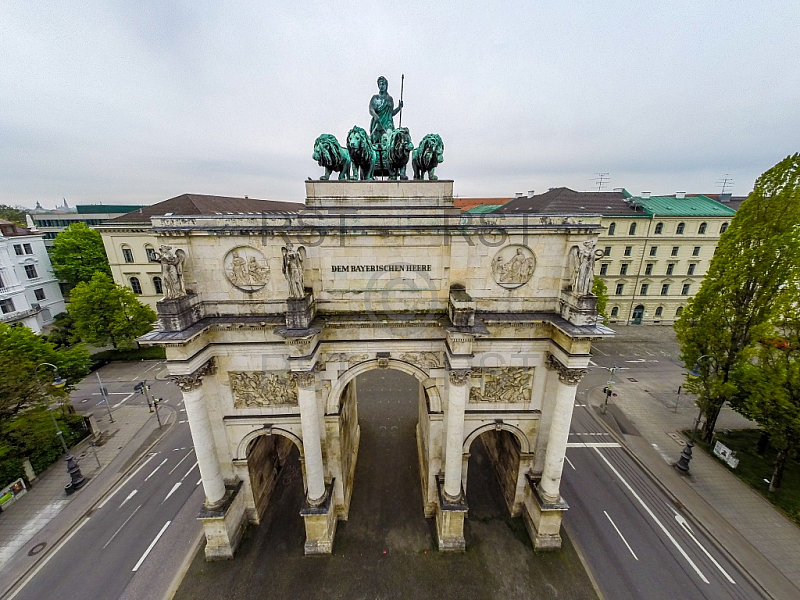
[
  {"left": 491, "top": 245, "right": 536, "bottom": 289},
  {"left": 229, "top": 371, "right": 298, "bottom": 408},
  {"left": 223, "top": 246, "right": 270, "bottom": 292},
  {"left": 468, "top": 367, "right": 533, "bottom": 403}
]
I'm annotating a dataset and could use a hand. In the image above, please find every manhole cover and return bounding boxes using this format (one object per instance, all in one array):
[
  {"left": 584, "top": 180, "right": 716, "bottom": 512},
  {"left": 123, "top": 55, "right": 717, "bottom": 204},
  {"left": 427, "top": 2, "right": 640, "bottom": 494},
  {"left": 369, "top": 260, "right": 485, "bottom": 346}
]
[
  {"left": 28, "top": 542, "right": 47, "bottom": 556},
  {"left": 628, "top": 377, "right": 638, "bottom": 382}
]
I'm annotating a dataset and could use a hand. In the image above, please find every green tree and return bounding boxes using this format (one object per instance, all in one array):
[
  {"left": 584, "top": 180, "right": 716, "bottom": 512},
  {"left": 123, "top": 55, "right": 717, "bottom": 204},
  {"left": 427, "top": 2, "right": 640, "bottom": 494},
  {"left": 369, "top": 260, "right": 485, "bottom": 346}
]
[
  {"left": 45, "top": 311, "right": 81, "bottom": 348},
  {"left": 675, "top": 154, "right": 800, "bottom": 441},
  {"left": 0, "top": 204, "right": 27, "bottom": 226},
  {"left": 50, "top": 223, "right": 111, "bottom": 286},
  {"left": 69, "top": 272, "right": 157, "bottom": 349},
  {"left": 0, "top": 323, "right": 90, "bottom": 429},
  {"left": 733, "top": 301, "right": 800, "bottom": 492},
  {"left": 592, "top": 276, "right": 609, "bottom": 319}
]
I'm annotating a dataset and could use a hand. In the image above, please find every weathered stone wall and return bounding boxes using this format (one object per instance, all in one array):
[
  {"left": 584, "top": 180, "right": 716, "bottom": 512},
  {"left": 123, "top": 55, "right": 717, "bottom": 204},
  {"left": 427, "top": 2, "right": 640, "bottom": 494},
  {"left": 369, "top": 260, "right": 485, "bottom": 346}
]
[{"left": 480, "top": 430, "right": 522, "bottom": 514}]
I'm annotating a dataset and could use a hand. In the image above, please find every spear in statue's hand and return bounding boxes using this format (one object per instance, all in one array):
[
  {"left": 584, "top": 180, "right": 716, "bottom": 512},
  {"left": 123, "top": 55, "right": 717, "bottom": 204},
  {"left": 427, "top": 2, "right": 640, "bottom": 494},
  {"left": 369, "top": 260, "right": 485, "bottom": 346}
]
[{"left": 399, "top": 73, "right": 404, "bottom": 127}]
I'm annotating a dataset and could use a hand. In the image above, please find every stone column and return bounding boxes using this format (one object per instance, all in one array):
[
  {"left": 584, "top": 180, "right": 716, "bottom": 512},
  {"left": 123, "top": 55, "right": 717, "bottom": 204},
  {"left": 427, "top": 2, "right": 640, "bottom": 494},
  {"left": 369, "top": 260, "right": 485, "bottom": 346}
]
[
  {"left": 173, "top": 359, "right": 226, "bottom": 509},
  {"left": 296, "top": 370, "right": 326, "bottom": 505},
  {"left": 539, "top": 355, "right": 586, "bottom": 502},
  {"left": 443, "top": 369, "right": 470, "bottom": 501}
]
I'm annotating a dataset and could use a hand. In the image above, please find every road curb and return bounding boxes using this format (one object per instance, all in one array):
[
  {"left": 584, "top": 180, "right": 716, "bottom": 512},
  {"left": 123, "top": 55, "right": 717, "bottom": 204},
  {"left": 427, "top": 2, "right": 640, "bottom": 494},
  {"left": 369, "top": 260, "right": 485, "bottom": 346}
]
[
  {"left": 0, "top": 414, "right": 176, "bottom": 600},
  {"left": 581, "top": 383, "right": 780, "bottom": 600},
  {"left": 163, "top": 528, "right": 204, "bottom": 600}
]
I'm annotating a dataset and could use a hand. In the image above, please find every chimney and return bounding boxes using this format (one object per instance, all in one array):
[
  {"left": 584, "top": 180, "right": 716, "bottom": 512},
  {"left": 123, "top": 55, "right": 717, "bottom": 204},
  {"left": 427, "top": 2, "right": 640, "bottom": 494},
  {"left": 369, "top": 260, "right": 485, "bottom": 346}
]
[
  {"left": 527, "top": 190, "right": 535, "bottom": 198},
  {"left": 641, "top": 191, "right": 651, "bottom": 199},
  {"left": 675, "top": 191, "right": 686, "bottom": 199},
  {"left": 515, "top": 192, "right": 524, "bottom": 198},
  {"left": 719, "top": 193, "right": 732, "bottom": 203}
]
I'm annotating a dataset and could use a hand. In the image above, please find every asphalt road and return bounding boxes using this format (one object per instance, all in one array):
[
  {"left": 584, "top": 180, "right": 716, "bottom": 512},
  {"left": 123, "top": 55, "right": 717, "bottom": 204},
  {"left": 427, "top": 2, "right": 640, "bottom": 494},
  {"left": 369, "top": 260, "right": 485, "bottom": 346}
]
[
  {"left": 562, "top": 342, "right": 766, "bottom": 599},
  {"left": 7, "top": 365, "right": 203, "bottom": 600}
]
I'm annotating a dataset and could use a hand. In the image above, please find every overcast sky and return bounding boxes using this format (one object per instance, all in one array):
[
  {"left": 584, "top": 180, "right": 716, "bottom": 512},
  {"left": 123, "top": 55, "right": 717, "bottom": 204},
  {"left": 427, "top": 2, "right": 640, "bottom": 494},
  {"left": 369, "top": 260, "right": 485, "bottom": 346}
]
[{"left": 2, "top": 1, "right": 798, "bottom": 209}]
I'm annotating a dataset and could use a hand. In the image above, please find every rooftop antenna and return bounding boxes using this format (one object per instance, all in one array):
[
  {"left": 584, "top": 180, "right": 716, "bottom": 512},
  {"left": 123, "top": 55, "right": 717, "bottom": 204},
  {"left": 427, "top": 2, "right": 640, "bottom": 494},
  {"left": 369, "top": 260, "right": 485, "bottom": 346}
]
[
  {"left": 593, "top": 172, "right": 610, "bottom": 191},
  {"left": 717, "top": 174, "right": 733, "bottom": 195}
]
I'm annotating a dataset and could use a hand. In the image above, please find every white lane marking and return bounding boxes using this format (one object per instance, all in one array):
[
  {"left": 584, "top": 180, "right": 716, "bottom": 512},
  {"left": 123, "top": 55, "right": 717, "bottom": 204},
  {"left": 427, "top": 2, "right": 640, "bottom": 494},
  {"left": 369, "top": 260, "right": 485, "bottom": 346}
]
[
  {"left": 6, "top": 517, "right": 91, "bottom": 600},
  {"left": 181, "top": 461, "right": 198, "bottom": 482},
  {"left": 672, "top": 510, "right": 736, "bottom": 584},
  {"left": 92, "top": 392, "right": 128, "bottom": 395},
  {"left": 588, "top": 360, "right": 598, "bottom": 366},
  {"left": 98, "top": 454, "right": 156, "bottom": 509},
  {"left": 594, "top": 448, "right": 709, "bottom": 584},
  {"left": 168, "top": 450, "right": 194, "bottom": 475},
  {"left": 178, "top": 420, "right": 188, "bottom": 424},
  {"left": 132, "top": 521, "right": 171, "bottom": 572},
  {"left": 104, "top": 504, "right": 142, "bottom": 549},
  {"left": 566, "top": 442, "right": 621, "bottom": 448},
  {"left": 112, "top": 392, "right": 135, "bottom": 409},
  {"left": 162, "top": 398, "right": 170, "bottom": 403},
  {"left": 565, "top": 456, "right": 576, "bottom": 470},
  {"left": 196, "top": 479, "right": 202, "bottom": 486},
  {"left": 163, "top": 483, "right": 181, "bottom": 504},
  {"left": 118, "top": 489, "right": 138, "bottom": 509},
  {"left": 144, "top": 458, "right": 168, "bottom": 482},
  {"left": 604, "top": 510, "right": 638, "bottom": 560}
]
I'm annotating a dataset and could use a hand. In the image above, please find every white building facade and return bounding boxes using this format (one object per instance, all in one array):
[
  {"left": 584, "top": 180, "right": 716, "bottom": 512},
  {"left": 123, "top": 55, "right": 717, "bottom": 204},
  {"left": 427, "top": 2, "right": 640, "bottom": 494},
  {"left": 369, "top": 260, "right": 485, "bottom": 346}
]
[{"left": 0, "top": 220, "right": 65, "bottom": 332}]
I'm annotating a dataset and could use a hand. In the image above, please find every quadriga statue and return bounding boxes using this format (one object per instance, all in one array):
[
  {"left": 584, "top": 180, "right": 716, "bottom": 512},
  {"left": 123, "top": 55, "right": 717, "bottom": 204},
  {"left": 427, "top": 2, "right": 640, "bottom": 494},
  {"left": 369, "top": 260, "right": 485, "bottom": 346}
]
[
  {"left": 382, "top": 127, "right": 413, "bottom": 180},
  {"left": 347, "top": 125, "right": 378, "bottom": 181},
  {"left": 313, "top": 134, "right": 352, "bottom": 180},
  {"left": 412, "top": 134, "right": 444, "bottom": 180}
]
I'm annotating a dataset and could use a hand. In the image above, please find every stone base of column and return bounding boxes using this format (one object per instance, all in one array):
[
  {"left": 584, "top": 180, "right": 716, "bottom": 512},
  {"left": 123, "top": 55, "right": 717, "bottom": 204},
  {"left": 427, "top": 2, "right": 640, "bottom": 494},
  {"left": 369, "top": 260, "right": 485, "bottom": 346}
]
[
  {"left": 435, "top": 475, "right": 468, "bottom": 552},
  {"left": 522, "top": 475, "right": 569, "bottom": 551},
  {"left": 198, "top": 480, "right": 246, "bottom": 561},
  {"left": 286, "top": 291, "right": 315, "bottom": 330},
  {"left": 558, "top": 290, "right": 598, "bottom": 327},
  {"left": 301, "top": 479, "right": 336, "bottom": 555}
]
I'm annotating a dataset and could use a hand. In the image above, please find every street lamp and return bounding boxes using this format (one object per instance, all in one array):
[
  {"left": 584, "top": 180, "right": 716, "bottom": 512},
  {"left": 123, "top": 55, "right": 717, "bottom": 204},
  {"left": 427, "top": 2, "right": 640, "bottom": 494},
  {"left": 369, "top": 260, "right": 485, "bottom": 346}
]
[
  {"left": 601, "top": 366, "right": 619, "bottom": 414},
  {"left": 35, "top": 363, "right": 86, "bottom": 494},
  {"left": 675, "top": 355, "right": 716, "bottom": 474}
]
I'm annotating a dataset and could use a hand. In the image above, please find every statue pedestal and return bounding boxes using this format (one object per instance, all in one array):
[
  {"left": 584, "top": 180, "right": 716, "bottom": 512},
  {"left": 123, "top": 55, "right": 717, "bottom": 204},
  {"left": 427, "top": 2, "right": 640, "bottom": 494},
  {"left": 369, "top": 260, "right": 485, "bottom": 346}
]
[
  {"left": 157, "top": 293, "right": 203, "bottom": 332},
  {"left": 286, "top": 291, "right": 315, "bottom": 330},
  {"left": 559, "top": 289, "right": 598, "bottom": 327}
]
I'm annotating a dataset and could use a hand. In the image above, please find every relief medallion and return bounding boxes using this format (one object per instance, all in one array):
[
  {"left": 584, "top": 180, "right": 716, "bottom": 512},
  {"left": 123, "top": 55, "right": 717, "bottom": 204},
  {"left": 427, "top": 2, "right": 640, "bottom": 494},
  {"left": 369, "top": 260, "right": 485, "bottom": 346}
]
[
  {"left": 491, "top": 245, "right": 536, "bottom": 289},
  {"left": 223, "top": 246, "right": 270, "bottom": 291}
]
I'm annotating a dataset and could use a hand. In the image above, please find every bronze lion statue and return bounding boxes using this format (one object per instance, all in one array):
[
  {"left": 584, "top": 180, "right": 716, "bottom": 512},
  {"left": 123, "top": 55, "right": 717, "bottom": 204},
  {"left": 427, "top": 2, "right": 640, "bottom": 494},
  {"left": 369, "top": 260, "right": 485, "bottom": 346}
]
[
  {"left": 382, "top": 127, "right": 414, "bottom": 180},
  {"left": 313, "top": 134, "right": 351, "bottom": 180},
  {"left": 347, "top": 125, "right": 377, "bottom": 180},
  {"left": 412, "top": 133, "right": 444, "bottom": 180}
]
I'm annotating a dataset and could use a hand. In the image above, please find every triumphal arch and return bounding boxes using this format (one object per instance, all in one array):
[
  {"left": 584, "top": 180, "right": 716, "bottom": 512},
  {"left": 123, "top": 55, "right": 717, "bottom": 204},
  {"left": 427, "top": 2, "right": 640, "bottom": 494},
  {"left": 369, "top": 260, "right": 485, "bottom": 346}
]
[{"left": 141, "top": 81, "right": 609, "bottom": 559}]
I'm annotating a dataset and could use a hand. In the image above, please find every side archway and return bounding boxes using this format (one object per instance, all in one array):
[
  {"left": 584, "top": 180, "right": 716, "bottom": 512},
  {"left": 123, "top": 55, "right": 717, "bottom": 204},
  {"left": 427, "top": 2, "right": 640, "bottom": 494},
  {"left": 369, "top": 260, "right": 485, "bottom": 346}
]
[
  {"left": 463, "top": 422, "right": 531, "bottom": 454},
  {"left": 235, "top": 425, "right": 304, "bottom": 461}
]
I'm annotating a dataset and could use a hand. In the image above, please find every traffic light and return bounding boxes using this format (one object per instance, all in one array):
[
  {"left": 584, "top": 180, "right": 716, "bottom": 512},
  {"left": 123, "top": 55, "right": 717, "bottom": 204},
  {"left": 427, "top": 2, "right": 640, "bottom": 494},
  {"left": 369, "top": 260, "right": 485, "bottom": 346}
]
[{"left": 603, "top": 387, "right": 609, "bottom": 395}]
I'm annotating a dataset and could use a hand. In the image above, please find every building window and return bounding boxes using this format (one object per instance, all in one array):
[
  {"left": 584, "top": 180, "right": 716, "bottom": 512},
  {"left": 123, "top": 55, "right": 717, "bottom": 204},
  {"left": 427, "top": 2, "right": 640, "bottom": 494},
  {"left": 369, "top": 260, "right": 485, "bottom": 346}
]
[
  {"left": 620, "top": 264, "right": 628, "bottom": 276},
  {"left": 629, "top": 222, "right": 637, "bottom": 235},
  {"left": 649, "top": 246, "right": 657, "bottom": 256},
  {"left": 14, "top": 245, "right": 23, "bottom": 256},
  {"left": 624, "top": 246, "right": 632, "bottom": 257},
  {"left": 640, "top": 283, "right": 649, "bottom": 295},
  {"left": 692, "top": 246, "right": 700, "bottom": 256},
  {"left": 671, "top": 246, "right": 679, "bottom": 256},
  {"left": 24, "top": 265, "right": 38, "bottom": 279},
  {"left": 720, "top": 222, "right": 729, "bottom": 233},
  {"left": 655, "top": 306, "right": 663, "bottom": 317},
  {"left": 603, "top": 246, "right": 611, "bottom": 256},
  {"left": 645, "top": 263, "right": 654, "bottom": 275},
  {"left": 23, "top": 243, "right": 33, "bottom": 254},
  {"left": 666, "top": 263, "right": 675, "bottom": 275},
  {"left": 122, "top": 246, "right": 134, "bottom": 263},
  {"left": 676, "top": 306, "right": 684, "bottom": 317},
  {"left": 34, "top": 288, "right": 45, "bottom": 300},
  {"left": 599, "top": 263, "right": 608, "bottom": 276},
  {"left": 654, "top": 222, "right": 664, "bottom": 234},
  {"left": 0, "top": 298, "right": 15, "bottom": 314},
  {"left": 682, "top": 284, "right": 691, "bottom": 295},
  {"left": 129, "top": 277, "right": 142, "bottom": 294},
  {"left": 687, "top": 263, "right": 696, "bottom": 276},
  {"left": 676, "top": 222, "right": 685, "bottom": 234},
  {"left": 615, "top": 283, "right": 624, "bottom": 295},
  {"left": 661, "top": 284, "right": 670, "bottom": 295},
  {"left": 153, "top": 276, "right": 163, "bottom": 295},
  {"left": 146, "top": 246, "right": 158, "bottom": 262},
  {"left": 611, "top": 306, "right": 619, "bottom": 317},
  {"left": 699, "top": 222, "right": 707, "bottom": 234},
  {"left": 608, "top": 222, "right": 616, "bottom": 235}
]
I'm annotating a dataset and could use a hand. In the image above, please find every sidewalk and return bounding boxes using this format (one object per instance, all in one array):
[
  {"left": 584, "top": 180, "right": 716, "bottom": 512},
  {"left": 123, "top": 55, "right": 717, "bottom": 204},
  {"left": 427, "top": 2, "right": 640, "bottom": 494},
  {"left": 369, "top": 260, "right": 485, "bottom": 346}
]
[
  {"left": 590, "top": 326, "right": 800, "bottom": 600},
  {"left": 0, "top": 402, "right": 164, "bottom": 597}
]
